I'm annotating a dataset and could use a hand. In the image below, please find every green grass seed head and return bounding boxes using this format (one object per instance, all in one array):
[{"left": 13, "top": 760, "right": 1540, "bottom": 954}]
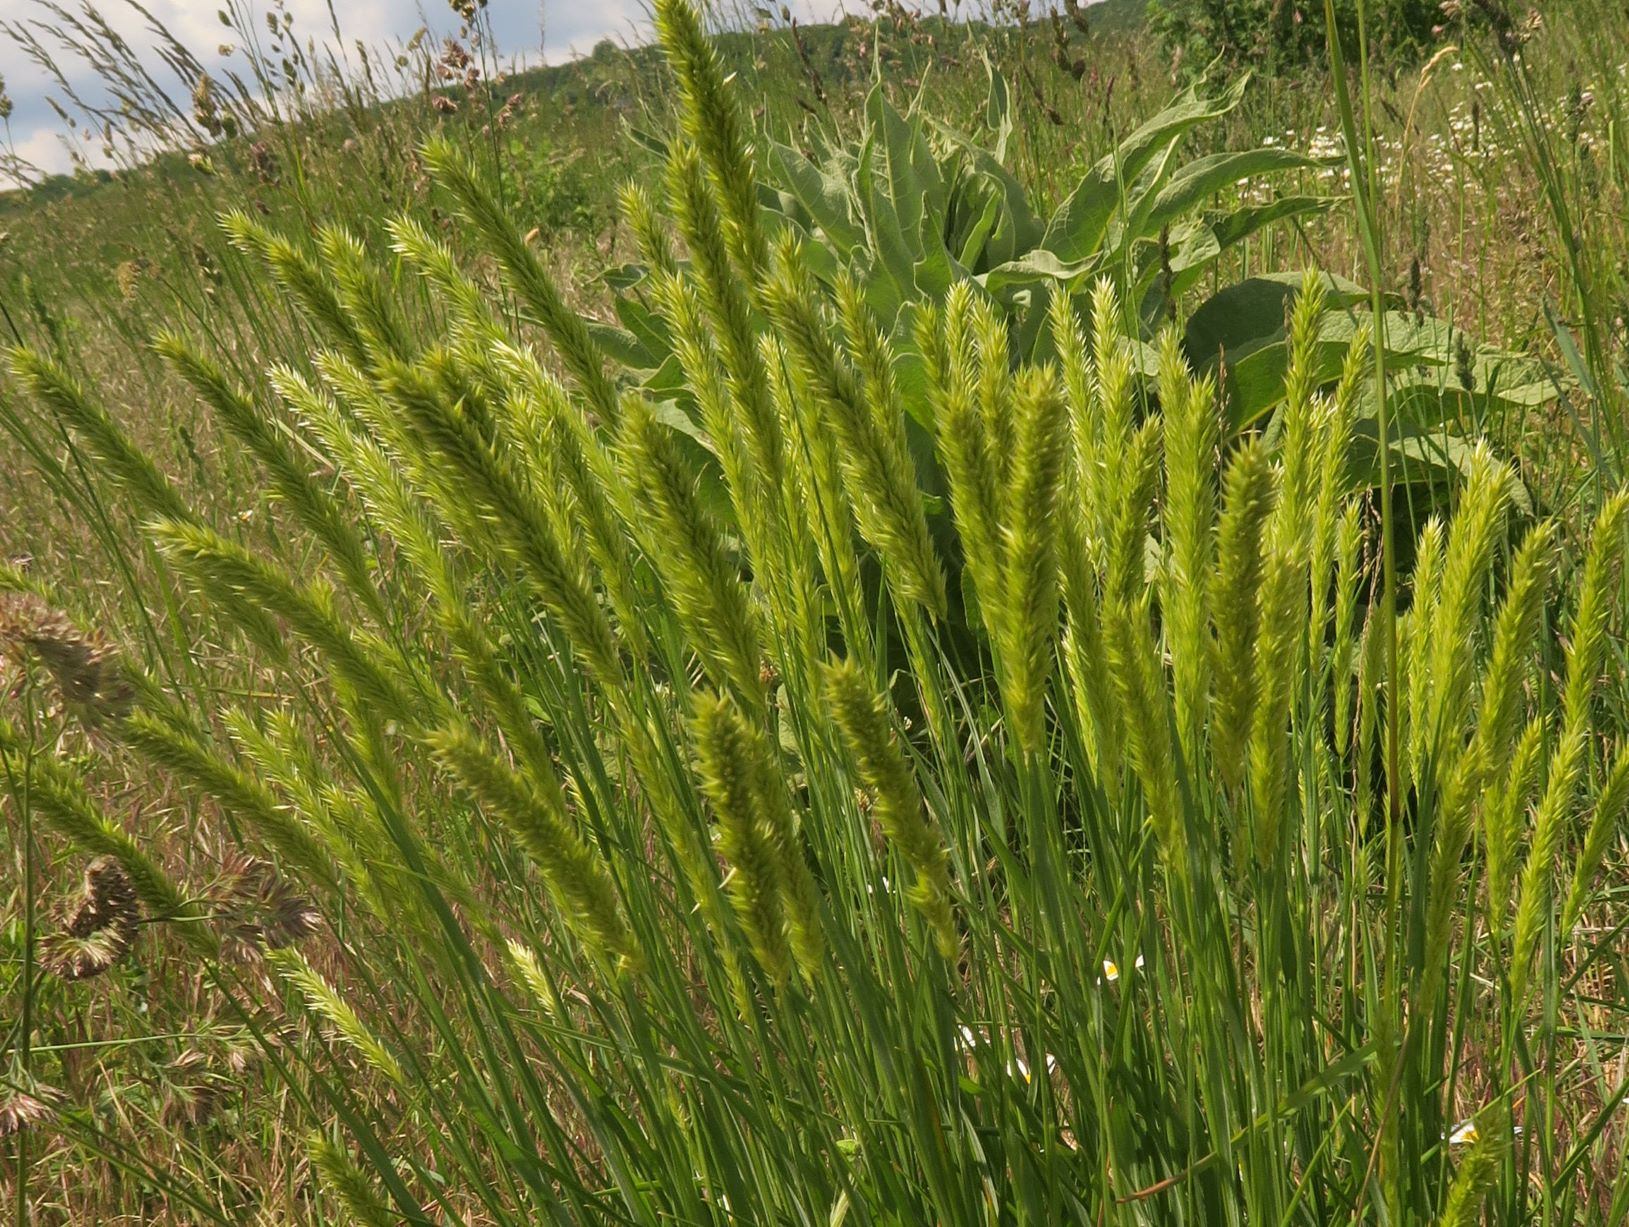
[
  {"left": 621, "top": 396, "right": 766, "bottom": 709},
  {"left": 429, "top": 722, "right": 641, "bottom": 975},
  {"left": 693, "top": 692, "right": 795, "bottom": 987},
  {"left": 1208, "top": 437, "right": 1276, "bottom": 797},
  {"left": 654, "top": 0, "right": 767, "bottom": 279},
  {"left": 306, "top": 1133, "right": 401, "bottom": 1227},
  {"left": 1438, "top": 1102, "right": 1511, "bottom": 1227},
  {"left": 1103, "top": 596, "right": 1188, "bottom": 884},
  {"left": 822, "top": 659, "right": 957, "bottom": 958},
  {"left": 1484, "top": 715, "right": 1548, "bottom": 932},
  {"left": 1561, "top": 491, "right": 1629, "bottom": 734},
  {"left": 1561, "top": 740, "right": 1629, "bottom": 933},
  {"left": 999, "top": 367, "right": 1070, "bottom": 756},
  {"left": 766, "top": 240, "right": 946, "bottom": 618}
]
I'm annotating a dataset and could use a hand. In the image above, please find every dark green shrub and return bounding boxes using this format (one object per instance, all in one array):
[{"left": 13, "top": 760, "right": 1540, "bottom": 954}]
[{"left": 1148, "top": 0, "right": 1446, "bottom": 72}]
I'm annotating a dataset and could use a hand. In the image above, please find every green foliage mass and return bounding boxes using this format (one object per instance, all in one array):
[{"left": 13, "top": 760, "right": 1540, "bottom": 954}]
[{"left": 1149, "top": 0, "right": 1445, "bottom": 70}]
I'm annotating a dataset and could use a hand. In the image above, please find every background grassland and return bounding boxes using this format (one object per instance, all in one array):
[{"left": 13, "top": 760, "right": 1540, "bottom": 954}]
[{"left": 1, "top": 0, "right": 1628, "bottom": 1223}]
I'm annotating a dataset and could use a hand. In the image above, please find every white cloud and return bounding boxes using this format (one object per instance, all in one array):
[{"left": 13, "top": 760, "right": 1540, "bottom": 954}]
[
  {"left": 7, "top": 125, "right": 80, "bottom": 179},
  {"left": 1, "top": 0, "right": 843, "bottom": 187}
]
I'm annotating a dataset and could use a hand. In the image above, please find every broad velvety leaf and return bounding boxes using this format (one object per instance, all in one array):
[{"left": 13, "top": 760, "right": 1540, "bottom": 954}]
[{"left": 1041, "top": 72, "right": 1250, "bottom": 264}]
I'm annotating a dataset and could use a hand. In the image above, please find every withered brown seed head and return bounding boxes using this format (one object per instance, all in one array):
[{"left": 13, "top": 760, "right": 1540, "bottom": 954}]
[
  {"left": 42, "top": 855, "right": 141, "bottom": 980},
  {"left": 162, "top": 1050, "right": 233, "bottom": 1128},
  {"left": 216, "top": 854, "right": 322, "bottom": 961},
  {"left": 0, "top": 1085, "right": 66, "bottom": 1138},
  {"left": 0, "top": 592, "right": 135, "bottom": 727}
]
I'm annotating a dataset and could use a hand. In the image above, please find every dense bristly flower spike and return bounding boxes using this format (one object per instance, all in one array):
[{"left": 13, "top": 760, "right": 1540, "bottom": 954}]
[
  {"left": 1471, "top": 519, "right": 1557, "bottom": 928},
  {"left": 1421, "top": 734, "right": 1493, "bottom": 1005},
  {"left": 1248, "top": 513, "right": 1304, "bottom": 867},
  {"left": 317, "top": 223, "right": 414, "bottom": 364},
  {"left": 924, "top": 286, "right": 1002, "bottom": 628},
  {"left": 1438, "top": 1103, "right": 1511, "bottom": 1227},
  {"left": 269, "top": 949, "right": 407, "bottom": 1087},
  {"left": 1158, "top": 327, "right": 1218, "bottom": 764},
  {"left": 654, "top": 0, "right": 768, "bottom": 280},
  {"left": 1424, "top": 446, "right": 1513, "bottom": 788},
  {"left": 1208, "top": 438, "right": 1276, "bottom": 798},
  {"left": 1485, "top": 717, "right": 1546, "bottom": 931},
  {"left": 154, "top": 332, "right": 386, "bottom": 624},
  {"left": 1103, "top": 597, "right": 1188, "bottom": 885},
  {"left": 1414, "top": 453, "right": 1516, "bottom": 972},
  {"left": 1560, "top": 492, "right": 1628, "bottom": 736},
  {"left": 1277, "top": 270, "right": 1327, "bottom": 538},
  {"left": 766, "top": 240, "right": 947, "bottom": 619},
  {"left": 385, "top": 213, "right": 498, "bottom": 335},
  {"left": 117, "top": 707, "right": 340, "bottom": 892},
  {"left": 694, "top": 693, "right": 798, "bottom": 987},
  {"left": 665, "top": 139, "right": 785, "bottom": 497},
  {"left": 419, "top": 140, "right": 620, "bottom": 427},
  {"left": 221, "top": 210, "right": 373, "bottom": 366},
  {"left": 499, "top": 368, "right": 649, "bottom": 658},
  {"left": 1331, "top": 501, "right": 1366, "bottom": 756},
  {"left": 1107, "top": 419, "right": 1164, "bottom": 625},
  {"left": 505, "top": 939, "right": 564, "bottom": 1020},
  {"left": 149, "top": 518, "right": 421, "bottom": 718},
  {"left": 1050, "top": 294, "right": 1123, "bottom": 786},
  {"left": 1511, "top": 492, "right": 1629, "bottom": 1001},
  {"left": 653, "top": 268, "right": 754, "bottom": 508},
  {"left": 974, "top": 290, "right": 1016, "bottom": 490},
  {"left": 1248, "top": 304, "right": 1322, "bottom": 860},
  {"left": 1311, "top": 327, "right": 1368, "bottom": 644},
  {"left": 429, "top": 723, "right": 642, "bottom": 975},
  {"left": 694, "top": 693, "right": 825, "bottom": 982},
  {"left": 1084, "top": 280, "right": 1137, "bottom": 589},
  {"left": 371, "top": 357, "right": 624, "bottom": 686},
  {"left": 620, "top": 181, "right": 678, "bottom": 281},
  {"left": 1562, "top": 742, "right": 1629, "bottom": 933},
  {"left": 5, "top": 346, "right": 193, "bottom": 528},
  {"left": 1404, "top": 519, "right": 1446, "bottom": 789},
  {"left": 1473, "top": 520, "right": 1559, "bottom": 773},
  {"left": 307, "top": 1134, "right": 401, "bottom": 1227},
  {"left": 620, "top": 396, "right": 766, "bottom": 711},
  {"left": 999, "top": 368, "right": 1070, "bottom": 757},
  {"left": 823, "top": 659, "right": 957, "bottom": 957}
]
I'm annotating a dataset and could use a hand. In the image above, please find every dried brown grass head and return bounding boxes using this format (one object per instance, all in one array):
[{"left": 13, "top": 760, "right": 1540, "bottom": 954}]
[
  {"left": 162, "top": 1049, "right": 233, "bottom": 1128},
  {"left": 215, "top": 854, "right": 322, "bottom": 961},
  {"left": 41, "top": 855, "right": 142, "bottom": 981},
  {"left": 0, "top": 1083, "right": 66, "bottom": 1139},
  {"left": 0, "top": 592, "right": 135, "bottom": 728}
]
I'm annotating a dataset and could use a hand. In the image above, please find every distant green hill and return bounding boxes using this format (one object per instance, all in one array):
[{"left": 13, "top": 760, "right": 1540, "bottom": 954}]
[
  {"left": 1085, "top": 0, "right": 1150, "bottom": 33},
  {"left": 0, "top": 5, "right": 1151, "bottom": 227}
]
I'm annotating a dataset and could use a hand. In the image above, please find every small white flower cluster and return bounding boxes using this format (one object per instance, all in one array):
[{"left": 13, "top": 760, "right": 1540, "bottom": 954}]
[
  {"left": 1445, "top": 1117, "right": 1524, "bottom": 1146},
  {"left": 955, "top": 1024, "right": 1057, "bottom": 1085},
  {"left": 1099, "top": 952, "right": 1145, "bottom": 984}
]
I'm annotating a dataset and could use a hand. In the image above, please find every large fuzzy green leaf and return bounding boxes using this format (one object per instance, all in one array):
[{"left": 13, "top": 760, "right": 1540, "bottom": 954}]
[
  {"left": 1184, "top": 274, "right": 1561, "bottom": 433},
  {"left": 1040, "top": 72, "right": 1251, "bottom": 265},
  {"left": 769, "top": 142, "right": 864, "bottom": 256},
  {"left": 1140, "top": 147, "right": 1330, "bottom": 235}
]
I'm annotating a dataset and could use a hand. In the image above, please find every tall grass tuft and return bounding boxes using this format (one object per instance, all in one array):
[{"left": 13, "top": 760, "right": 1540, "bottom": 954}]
[{"left": 2, "top": 2, "right": 1628, "bottom": 1222}]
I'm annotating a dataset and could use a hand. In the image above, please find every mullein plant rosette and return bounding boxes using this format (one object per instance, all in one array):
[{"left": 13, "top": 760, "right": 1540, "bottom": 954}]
[{"left": 1, "top": 1, "right": 1627, "bottom": 1221}]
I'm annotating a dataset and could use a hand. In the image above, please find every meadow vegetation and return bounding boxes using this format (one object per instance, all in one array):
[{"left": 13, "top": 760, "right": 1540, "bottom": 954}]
[{"left": 2, "top": 0, "right": 1629, "bottom": 1222}]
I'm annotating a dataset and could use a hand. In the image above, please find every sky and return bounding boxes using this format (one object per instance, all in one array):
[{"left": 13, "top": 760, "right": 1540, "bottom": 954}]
[{"left": 0, "top": 0, "right": 845, "bottom": 187}]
